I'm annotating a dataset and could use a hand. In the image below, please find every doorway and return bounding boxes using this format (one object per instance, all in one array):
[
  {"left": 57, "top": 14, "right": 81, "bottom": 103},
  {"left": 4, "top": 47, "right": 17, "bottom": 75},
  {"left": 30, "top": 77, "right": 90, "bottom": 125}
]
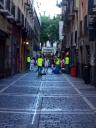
[{"left": 0, "top": 40, "right": 5, "bottom": 78}]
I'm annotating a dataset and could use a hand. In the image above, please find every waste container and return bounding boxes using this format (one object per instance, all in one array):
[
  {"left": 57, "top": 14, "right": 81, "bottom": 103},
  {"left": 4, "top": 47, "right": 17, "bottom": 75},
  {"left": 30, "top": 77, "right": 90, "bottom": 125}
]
[
  {"left": 70, "top": 66, "right": 76, "bottom": 77},
  {"left": 83, "top": 65, "right": 90, "bottom": 84}
]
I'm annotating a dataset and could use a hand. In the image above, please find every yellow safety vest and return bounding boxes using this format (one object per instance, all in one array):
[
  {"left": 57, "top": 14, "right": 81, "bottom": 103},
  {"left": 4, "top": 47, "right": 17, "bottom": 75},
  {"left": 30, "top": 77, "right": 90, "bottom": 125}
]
[
  {"left": 56, "top": 58, "right": 61, "bottom": 65},
  {"left": 37, "top": 58, "right": 43, "bottom": 67},
  {"left": 65, "top": 57, "right": 69, "bottom": 64},
  {"left": 27, "top": 57, "right": 30, "bottom": 63}
]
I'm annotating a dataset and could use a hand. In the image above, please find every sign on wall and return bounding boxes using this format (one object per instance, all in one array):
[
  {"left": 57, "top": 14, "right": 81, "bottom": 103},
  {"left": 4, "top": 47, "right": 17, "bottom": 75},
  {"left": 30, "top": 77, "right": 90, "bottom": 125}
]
[{"left": 59, "top": 21, "right": 64, "bottom": 41}]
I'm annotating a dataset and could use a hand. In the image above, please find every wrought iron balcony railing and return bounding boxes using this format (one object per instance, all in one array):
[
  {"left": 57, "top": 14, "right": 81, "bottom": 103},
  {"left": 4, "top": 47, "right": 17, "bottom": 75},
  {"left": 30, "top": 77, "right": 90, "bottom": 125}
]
[
  {"left": 88, "top": 0, "right": 96, "bottom": 14},
  {"left": 80, "top": 21, "right": 83, "bottom": 37},
  {"left": 11, "top": 2, "right": 15, "bottom": 17},
  {"left": 22, "top": 13, "right": 24, "bottom": 27},
  {"left": 5, "top": 0, "right": 10, "bottom": 12},
  {"left": 0, "top": 0, "right": 4, "bottom": 8},
  {"left": 20, "top": 12, "right": 26, "bottom": 30},
  {"left": 15, "top": 7, "right": 22, "bottom": 26},
  {"left": 0, "top": 0, "right": 10, "bottom": 16},
  {"left": 6, "top": 1, "right": 16, "bottom": 22},
  {"left": 0, "top": 0, "right": 4, "bottom": 3}
]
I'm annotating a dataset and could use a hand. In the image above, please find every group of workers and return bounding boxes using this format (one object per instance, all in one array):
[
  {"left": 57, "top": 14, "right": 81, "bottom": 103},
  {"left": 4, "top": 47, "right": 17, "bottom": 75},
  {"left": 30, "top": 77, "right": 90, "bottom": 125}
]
[{"left": 26, "top": 53, "right": 70, "bottom": 76}]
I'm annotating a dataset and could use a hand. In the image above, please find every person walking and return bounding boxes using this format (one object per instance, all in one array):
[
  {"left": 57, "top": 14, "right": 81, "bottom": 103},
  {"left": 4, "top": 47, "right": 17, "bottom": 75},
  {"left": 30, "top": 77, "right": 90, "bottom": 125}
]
[
  {"left": 37, "top": 55, "right": 43, "bottom": 76},
  {"left": 61, "top": 58, "right": 65, "bottom": 73},
  {"left": 65, "top": 53, "right": 70, "bottom": 74},
  {"left": 55, "top": 56, "right": 61, "bottom": 74},
  {"left": 30, "top": 57, "right": 35, "bottom": 71},
  {"left": 26, "top": 55, "right": 31, "bottom": 71},
  {"left": 44, "top": 58, "right": 49, "bottom": 74}
]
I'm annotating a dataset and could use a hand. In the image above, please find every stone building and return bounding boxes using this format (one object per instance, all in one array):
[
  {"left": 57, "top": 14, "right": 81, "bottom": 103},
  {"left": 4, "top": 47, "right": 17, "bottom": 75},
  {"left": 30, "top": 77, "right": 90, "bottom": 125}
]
[
  {"left": 62, "top": 0, "right": 80, "bottom": 74},
  {"left": 88, "top": 0, "right": 96, "bottom": 85},
  {"left": 60, "top": 0, "right": 96, "bottom": 85},
  {"left": 0, "top": 0, "right": 41, "bottom": 78}
]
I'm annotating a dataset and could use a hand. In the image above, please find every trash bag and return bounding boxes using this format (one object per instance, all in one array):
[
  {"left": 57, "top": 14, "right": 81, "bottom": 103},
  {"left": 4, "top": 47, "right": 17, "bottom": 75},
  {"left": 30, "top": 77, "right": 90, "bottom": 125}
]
[
  {"left": 47, "top": 68, "right": 52, "bottom": 74},
  {"left": 53, "top": 67, "right": 60, "bottom": 74},
  {"left": 41, "top": 68, "right": 46, "bottom": 75}
]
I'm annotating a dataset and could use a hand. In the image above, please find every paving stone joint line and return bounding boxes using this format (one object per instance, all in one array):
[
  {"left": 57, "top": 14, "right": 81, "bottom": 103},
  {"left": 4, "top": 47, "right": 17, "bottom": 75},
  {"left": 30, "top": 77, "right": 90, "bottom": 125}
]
[
  {"left": 31, "top": 81, "right": 43, "bottom": 125},
  {"left": 65, "top": 76, "right": 96, "bottom": 112},
  {"left": 0, "top": 73, "right": 29, "bottom": 93}
]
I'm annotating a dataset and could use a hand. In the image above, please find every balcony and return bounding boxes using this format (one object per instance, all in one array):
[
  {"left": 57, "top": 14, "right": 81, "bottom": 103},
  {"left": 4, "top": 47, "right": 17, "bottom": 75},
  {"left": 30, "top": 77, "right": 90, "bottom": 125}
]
[
  {"left": 88, "top": 0, "right": 96, "bottom": 14},
  {"left": 22, "top": 13, "right": 24, "bottom": 27},
  {"left": 15, "top": 7, "right": 22, "bottom": 26},
  {"left": 67, "top": 13, "right": 74, "bottom": 21},
  {"left": 0, "top": 0, "right": 4, "bottom": 8},
  {"left": 6, "top": 1, "right": 15, "bottom": 22},
  {"left": 56, "top": 0, "right": 67, "bottom": 8},
  {"left": 73, "top": 6, "right": 78, "bottom": 13},
  {"left": 24, "top": 1, "right": 33, "bottom": 17},
  {"left": 24, "top": 18, "right": 27, "bottom": 32},
  {"left": 89, "top": 28, "right": 96, "bottom": 41},
  {"left": 93, "top": 0, "right": 96, "bottom": 14},
  {"left": 93, "top": 6, "right": 96, "bottom": 12},
  {"left": 0, "top": 0, "right": 10, "bottom": 16},
  {"left": 24, "top": 2, "right": 31, "bottom": 12},
  {"left": 73, "top": 0, "right": 78, "bottom": 12},
  {"left": 21, "top": 14, "right": 27, "bottom": 32}
]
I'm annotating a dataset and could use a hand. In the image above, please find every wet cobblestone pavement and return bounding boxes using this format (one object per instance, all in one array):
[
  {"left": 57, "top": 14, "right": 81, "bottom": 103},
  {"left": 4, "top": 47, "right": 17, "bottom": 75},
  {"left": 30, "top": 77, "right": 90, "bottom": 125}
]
[{"left": 0, "top": 72, "right": 96, "bottom": 128}]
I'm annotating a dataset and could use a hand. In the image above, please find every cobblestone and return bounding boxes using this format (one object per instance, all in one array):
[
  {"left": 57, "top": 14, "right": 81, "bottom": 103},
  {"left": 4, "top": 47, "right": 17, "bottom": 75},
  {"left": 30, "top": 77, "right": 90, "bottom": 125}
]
[
  {"left": 0, "top": 113, "right": 33, "bottom": 128},
  {"left": 41, "top": 87, "right": 78, "bottom": 95},
  {"left": 3, "top": 87, "right": 39, "bottom": 94},
  {"left": 41, "top": 97, "right": 90, "bottom": 111},
  {"left": 0, "top": 72, "right": 96, "bottom": 128},
  {"left": 0, "top": 95, "right": 36, "bottom": 109},
  {"left": 38, "top": 114, "right": 96, "bottom": 128}
]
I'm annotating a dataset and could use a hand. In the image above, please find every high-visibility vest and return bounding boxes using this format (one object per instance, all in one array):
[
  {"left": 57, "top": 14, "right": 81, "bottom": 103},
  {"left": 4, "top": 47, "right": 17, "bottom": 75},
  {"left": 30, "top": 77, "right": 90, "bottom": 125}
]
[
  {"left": 65, "top": 57, "right": 69, "bottom": 64},
  {"left": 27, "top": 57, "right": 30, "bottom": 63},
  {"left": 37, "top": 58, "right": 43, "bottom": 67},
  {"left": 56, "top": 58, "right": 61, "bottom": 65}
]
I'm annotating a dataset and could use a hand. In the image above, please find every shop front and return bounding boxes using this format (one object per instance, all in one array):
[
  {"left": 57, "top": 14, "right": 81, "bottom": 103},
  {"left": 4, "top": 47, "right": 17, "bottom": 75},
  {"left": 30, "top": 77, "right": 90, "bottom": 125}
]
[
  {"left": 0, "top": 15, "right": 12, "bottom": 78},
  {"left": 0, "top": 30, "right": 8, "bottom": 78}
]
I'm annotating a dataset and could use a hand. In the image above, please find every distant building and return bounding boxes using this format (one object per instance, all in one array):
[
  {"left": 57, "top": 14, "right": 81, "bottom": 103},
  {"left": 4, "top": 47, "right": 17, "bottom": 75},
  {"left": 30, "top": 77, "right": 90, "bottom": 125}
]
[{"left": 42, "top": 47, "right": 56, "bottom": 55}]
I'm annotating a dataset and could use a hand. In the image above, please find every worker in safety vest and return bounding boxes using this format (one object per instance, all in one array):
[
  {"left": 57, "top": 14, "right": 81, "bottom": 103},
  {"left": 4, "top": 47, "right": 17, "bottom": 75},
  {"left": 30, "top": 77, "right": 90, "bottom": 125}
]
[
  {"left": 65, "top": 54, "right": 70, "bottom": 74},
  {"left": 26, "top": 55, "right": 31, "bottom": 71},
  {"left": 37, "top": 55, "right": 43, "bottom": 76},
  {"left": 55, "top": 57, "right": 61, "bottom": 73}
]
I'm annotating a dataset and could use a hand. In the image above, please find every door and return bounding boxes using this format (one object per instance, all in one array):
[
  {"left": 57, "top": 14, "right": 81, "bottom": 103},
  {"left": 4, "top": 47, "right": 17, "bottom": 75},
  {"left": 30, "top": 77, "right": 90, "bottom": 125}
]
[
  {"left": 94, "top": 43, "right": 96, "bottom": 85},
  {"left": 0, "top": 40, "right": 5, "bottom": 78}
]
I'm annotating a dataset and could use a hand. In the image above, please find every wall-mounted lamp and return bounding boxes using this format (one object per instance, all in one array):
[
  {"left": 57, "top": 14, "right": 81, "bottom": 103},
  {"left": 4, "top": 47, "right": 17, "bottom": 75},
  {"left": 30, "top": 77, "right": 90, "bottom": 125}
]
[{"left": 24, "top": 41, "right": 29, "bottom": 45}]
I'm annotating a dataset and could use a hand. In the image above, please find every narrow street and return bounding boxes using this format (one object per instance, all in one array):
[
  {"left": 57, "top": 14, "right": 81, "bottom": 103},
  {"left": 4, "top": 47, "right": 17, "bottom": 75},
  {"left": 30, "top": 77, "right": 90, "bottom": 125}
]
[{"left": 0, "top": 71, "right": 96, "bottom": 128}]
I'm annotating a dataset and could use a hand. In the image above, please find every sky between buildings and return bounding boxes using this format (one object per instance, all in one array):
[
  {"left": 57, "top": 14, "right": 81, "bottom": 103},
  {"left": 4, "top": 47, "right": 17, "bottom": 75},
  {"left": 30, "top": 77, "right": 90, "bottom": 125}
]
[{"left": 34, "top": 0, "right": 62, "bottom": 17}]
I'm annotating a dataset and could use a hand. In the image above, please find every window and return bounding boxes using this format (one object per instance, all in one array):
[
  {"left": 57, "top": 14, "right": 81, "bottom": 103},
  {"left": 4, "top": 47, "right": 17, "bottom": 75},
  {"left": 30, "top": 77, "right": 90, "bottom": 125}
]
[
  {"left": 84, "top": 16, "right": 88, "bottom": 35},
  {"left": 80, "top": 21, "right": 83, "bottom": 37},
  {"left": 75, "top": 31, "right": 77, "bottom": 43},
  {"left": 22, "top": 0, "right": 23, "bottom": 6}
]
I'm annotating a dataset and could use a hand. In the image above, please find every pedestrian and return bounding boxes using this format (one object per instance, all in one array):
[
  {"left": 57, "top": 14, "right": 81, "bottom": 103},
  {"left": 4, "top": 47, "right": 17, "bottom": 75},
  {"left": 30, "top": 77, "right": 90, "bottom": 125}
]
[
  {"left": 44, "top": 58, "right": 49, "bottom": 74},
  {"left": 65, "top": 52, "right": 70, "bottom": 74},
  {"left": 36, "top": 55, "right": 44, "bottom": 76},
  {"left": 30, "top": 57, "right": 35, "bottom": 71},
  {"left": 61, "top": 58, "right": 65, "bottom": 73},
  {"left": 51, "top": 56, "right": 55, "bottom": 70},
  {"left": 54, "top": 56, "right": 61, "bottom": 74},
  {"left": 26, "top": 55, "right": 31, "bottom": 71}
]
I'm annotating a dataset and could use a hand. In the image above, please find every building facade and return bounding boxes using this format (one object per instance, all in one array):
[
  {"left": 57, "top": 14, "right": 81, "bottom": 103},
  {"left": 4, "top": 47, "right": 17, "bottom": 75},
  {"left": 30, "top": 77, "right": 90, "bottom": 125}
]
[
  {"left": 60, "top": 0, "right": 96, "bottom": 85},
  {"left": 0, "top": 0, "right": 41, "bottom": 78},
  {"left": 88, "top": 0, "right": 96, "bottom": 85}
]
